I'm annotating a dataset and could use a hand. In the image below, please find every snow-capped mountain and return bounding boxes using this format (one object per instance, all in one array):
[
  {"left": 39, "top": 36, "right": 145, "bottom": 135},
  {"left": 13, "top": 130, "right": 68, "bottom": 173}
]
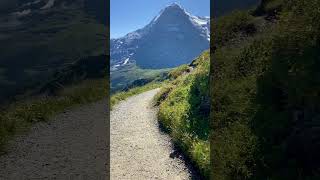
[{"left": 110, "top": 3, "right": 210, "bottom": 69}]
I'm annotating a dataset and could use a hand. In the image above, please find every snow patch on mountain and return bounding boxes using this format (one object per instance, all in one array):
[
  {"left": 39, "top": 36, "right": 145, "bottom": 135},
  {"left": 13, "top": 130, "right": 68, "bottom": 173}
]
[
  {"left": 123, "top": 58, "right": 130, "bottom": 65},
  {"left": 187, "top": 13, "right": 210, "bottom": 41},
  {"left": 188, "top": 14, "right": 208, "bottom": 25},
  {"left": 13, "top": 9, "right": 32, "bottom": 17},
  {"left": 41, "top": 0, "right": 55, "bottom": 10}
]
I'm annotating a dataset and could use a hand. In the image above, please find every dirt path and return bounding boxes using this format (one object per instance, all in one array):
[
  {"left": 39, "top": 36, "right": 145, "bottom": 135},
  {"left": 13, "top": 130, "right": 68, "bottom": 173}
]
[
  {"left": 0, "top": 100, "right": 108, "bottom": 179},
  {"left": 111, "top": 89, "right": 193, "bottom": 180}
]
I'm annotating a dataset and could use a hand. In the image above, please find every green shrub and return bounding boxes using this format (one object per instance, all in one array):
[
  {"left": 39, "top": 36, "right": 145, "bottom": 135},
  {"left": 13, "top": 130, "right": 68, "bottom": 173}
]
[
  {"left": 214, "top": 11, "right": 255, "bottom": 46},
  {"left": 168, "top": 64, "right": 189, "bottom": 80},
  {"left": 153, "top": 84, "right": 174, "bottom": 106}
]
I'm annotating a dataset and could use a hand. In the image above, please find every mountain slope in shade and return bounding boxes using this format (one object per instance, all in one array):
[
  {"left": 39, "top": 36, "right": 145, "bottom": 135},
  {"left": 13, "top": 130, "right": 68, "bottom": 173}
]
[
  {"left": 110, "top": 3, "right": 210, "bottom": 69},
  {"left": 0, "top": 0, "right": 107, "bottom": 102}
]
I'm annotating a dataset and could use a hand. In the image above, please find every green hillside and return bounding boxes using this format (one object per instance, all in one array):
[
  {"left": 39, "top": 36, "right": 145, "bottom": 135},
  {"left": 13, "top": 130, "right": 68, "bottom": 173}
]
[
  {"left": 155, "top": 50, "right": 210, "bottom": 178},
  {"left": 211, "top": 0, "right": 320, "bottom": 179},
  {"left": 110, "top": 65, "right": 170, "bottom": 93}
]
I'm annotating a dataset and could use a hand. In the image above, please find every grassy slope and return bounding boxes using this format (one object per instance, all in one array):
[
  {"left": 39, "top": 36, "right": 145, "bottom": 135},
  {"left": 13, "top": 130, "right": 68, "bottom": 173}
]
[
  {"left": 211, "top": 0, "right": 320, "bottom": 179},
  {"left": 110, "top": 82, "right": 163, "bottom": 108},
  {"left": 0, "top": 78, "right": 108, "bottom": 154},
  {"left": 155, "top": 50, "right": 210, "bottom": 178},
  {"left": 110, "top": 64, "right": 171, "bottom": 108}
]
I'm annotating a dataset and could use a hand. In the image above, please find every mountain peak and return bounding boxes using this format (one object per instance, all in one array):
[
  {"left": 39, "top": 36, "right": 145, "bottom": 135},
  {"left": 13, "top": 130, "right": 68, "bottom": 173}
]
[
  {"left": 151, "top": 3, "right": 188, "bottom": 23},
  {"left": 167, "top": 2, "right": 183, "bottom": 9},
  {"left": 163, "top": 2, "right": 185, "bottom": 13}
]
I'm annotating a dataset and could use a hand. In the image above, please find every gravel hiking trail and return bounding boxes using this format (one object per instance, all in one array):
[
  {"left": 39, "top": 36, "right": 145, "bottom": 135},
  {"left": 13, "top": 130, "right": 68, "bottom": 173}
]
[
  {"left": 0, "top": 100, "right": 109, "bottom": 179},
  {"left": 111, "top": 88, "right": 195, "bottom": 180}
]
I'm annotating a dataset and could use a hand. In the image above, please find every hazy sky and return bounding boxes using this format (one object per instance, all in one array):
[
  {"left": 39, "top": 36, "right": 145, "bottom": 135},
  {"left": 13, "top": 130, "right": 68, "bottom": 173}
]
[{"left": 111, "top": 0, "right": 210, "bottom": 38}]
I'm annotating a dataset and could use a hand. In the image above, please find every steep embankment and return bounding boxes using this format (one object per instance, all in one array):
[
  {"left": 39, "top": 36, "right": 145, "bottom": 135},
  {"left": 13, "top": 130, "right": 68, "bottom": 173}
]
[
  {"left": 111, "top": 89, "right": 195, "bottom": 179},
  {"left": 0, "top": 100, "right": 108, "bottom": 179},
  {"left": 155, "top": 50, "right": 210, "bottom": 178}
]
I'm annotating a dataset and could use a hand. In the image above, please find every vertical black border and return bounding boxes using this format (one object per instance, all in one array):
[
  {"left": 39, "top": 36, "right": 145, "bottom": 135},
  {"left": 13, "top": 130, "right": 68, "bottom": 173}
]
[{"left": 106, "top": 0, "right": 111, "bottom": 179}]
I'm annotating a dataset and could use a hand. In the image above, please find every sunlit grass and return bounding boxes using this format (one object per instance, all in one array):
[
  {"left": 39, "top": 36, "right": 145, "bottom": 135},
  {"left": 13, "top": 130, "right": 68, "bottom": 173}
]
[
  {"left": 155, "top": 50, "right": 210, "bottom": 178},
  {"left": 110, "top": 82, "right": 164, "bottom": 108}
]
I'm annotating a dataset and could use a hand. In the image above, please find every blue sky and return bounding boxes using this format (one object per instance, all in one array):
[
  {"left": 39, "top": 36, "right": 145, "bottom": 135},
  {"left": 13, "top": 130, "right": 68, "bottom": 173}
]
[{"left": 111, "top": 0, "right": 210, "bottom": 38}]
